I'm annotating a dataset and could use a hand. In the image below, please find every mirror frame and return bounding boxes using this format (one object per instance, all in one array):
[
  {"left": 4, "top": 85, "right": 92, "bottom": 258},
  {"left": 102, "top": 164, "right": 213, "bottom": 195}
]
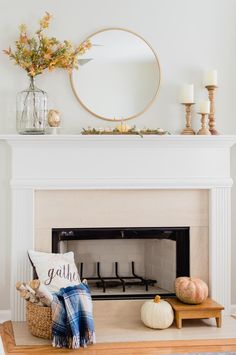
[{"left": 70, "top": 28, "right": 161, "bottom": 122}]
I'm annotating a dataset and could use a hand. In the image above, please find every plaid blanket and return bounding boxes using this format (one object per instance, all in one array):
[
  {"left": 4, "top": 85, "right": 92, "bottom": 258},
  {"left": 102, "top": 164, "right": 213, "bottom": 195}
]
[{"left": 51, "top": 282, "right": 95, "bottom": 349}]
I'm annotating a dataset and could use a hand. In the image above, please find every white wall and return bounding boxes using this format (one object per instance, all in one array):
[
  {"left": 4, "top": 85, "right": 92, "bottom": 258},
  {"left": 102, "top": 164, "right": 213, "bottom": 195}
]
[{"left": 0, "top": 0, "right": 236, "bottom": 310}]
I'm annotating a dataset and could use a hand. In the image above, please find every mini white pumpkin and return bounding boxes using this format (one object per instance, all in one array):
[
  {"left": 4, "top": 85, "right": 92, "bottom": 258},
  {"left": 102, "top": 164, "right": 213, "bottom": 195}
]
[{"left": 141, "top": 295, "right": 174, "bottom": 329}]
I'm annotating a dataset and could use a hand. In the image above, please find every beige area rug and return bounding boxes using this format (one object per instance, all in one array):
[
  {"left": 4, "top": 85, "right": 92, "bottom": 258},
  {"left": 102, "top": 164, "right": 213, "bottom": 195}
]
[{"left": 13, "top": 316, "right": 236, "bottom": 346}]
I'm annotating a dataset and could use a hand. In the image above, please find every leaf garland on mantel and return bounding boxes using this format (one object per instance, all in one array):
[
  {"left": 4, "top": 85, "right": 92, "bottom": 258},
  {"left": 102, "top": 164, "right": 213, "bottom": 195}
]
[{"left": 81, "top": 126, "right": 171, "bottom": 137}]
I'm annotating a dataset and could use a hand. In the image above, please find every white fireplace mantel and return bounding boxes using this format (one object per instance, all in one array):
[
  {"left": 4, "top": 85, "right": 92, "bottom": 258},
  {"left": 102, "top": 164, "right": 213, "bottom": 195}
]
[
  {"left": 2, "top": 134, "right": 236, "bottom": 189},
  {"left": 1, "top": 134, "right": 236, "bottom": 320}
]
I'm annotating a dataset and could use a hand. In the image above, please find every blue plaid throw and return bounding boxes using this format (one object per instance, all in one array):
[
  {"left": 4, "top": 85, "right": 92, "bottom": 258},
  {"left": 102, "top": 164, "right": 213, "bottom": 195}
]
[{"left": 51, "top": 282, "right": 95, "bottom": 349}]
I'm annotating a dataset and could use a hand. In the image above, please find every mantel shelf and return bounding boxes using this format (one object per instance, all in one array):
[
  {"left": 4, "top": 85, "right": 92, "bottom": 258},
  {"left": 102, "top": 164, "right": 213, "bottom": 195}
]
[
  {"left": 1, "top": 134, "right": 236, "bottom": 148},
  {"left": 1, "top": 133, "right": 235, "bottom": 191},
  {"left": 0, "top": 133, "right": 236, "bottom": 140}
]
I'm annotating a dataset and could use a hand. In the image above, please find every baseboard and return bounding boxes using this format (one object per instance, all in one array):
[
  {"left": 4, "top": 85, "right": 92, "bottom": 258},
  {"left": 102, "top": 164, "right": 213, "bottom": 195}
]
[
  {"left": 0, "top": 336, "right": 5, "bottom": 355},
  {"left": 231, "top": 304, "right": 236, "bottom": 316},
  {"left": 0, "top": 310, "right": 11, "bottom": 323}
]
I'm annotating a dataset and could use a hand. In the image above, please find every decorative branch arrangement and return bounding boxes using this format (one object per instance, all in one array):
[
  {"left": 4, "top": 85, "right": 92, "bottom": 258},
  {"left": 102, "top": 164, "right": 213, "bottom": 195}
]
[
  {"left": 3, "top": 12, "right": 91, "bottom": 77},
  {"left": 3, "top": 12, "right": 91, "bottom": 134},
  {"left": 16, "top": 280, "right": 53, "bottom": 307}
]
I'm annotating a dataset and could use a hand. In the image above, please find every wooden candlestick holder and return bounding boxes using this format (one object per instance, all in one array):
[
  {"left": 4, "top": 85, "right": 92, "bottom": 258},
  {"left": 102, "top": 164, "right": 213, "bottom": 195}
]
[
  {"left": 181, "top": 103, "right": 195, "bottom": 135},
  {"left": 197, "top": 113, "right": 211, "bottom": 135},
  {"left": 205, "top": 85, "right": 219, "bottom": 135}
]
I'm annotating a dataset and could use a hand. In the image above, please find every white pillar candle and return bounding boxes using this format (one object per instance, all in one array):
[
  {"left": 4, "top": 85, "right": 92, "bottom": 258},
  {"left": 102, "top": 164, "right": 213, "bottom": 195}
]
[
  {"left": 199, "top": 100, "right": 210, "bottom": 114},
  {"left": 179, "top": 84, "right": 194, "bottom": 103},
  {"left": 204, "top": 70, "right": 218, "bottom": 86}
]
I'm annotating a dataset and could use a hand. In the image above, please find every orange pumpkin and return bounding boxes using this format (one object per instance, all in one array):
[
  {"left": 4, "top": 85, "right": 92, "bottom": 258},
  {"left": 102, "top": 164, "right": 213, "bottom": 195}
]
[{"left": 175, "top": 277, "right": 208, "bottom": 304}]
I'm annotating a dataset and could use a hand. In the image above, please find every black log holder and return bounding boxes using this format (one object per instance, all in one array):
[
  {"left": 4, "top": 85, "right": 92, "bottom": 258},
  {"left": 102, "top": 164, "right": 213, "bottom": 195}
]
[{"left": 80, "top": 261, "right": 157, "bottom": 293}]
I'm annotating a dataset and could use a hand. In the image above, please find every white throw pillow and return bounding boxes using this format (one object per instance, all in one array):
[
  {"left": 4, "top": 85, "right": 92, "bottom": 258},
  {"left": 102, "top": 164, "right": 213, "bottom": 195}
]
[{"left": 28, "top": 250, "right": 81, "bottom": 293}]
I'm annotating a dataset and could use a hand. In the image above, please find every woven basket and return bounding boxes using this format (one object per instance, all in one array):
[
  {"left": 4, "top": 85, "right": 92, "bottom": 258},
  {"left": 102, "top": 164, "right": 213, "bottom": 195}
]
[{"left": 26, "top": 301, "right": 52, "bottom": 339}]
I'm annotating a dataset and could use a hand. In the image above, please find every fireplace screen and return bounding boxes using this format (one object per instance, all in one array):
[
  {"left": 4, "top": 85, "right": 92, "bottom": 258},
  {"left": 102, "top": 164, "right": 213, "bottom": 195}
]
[{"left": 52, "top": 227, "right": 189, "bottom": 300}]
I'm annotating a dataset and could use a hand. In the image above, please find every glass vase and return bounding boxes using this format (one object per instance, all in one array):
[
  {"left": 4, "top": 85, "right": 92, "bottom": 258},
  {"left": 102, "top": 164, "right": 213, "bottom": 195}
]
[{"left": 16, "top": 76, "right": 48, "bottom": 134}]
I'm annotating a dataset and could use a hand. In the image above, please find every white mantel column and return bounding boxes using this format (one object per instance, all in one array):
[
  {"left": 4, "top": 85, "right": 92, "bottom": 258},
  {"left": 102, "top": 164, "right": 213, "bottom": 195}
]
[
  {"left": 209, "top": 187, "right": 231, "bottom": 314},
  {"left": 11, "top": 188, "right": 34, "bottom": 321}
]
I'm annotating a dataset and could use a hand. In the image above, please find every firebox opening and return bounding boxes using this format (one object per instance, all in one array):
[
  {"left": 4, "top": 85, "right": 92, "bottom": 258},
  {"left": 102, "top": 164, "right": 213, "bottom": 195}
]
[{"left": 52, "top": 227, "right": 189, "bottom": 300}]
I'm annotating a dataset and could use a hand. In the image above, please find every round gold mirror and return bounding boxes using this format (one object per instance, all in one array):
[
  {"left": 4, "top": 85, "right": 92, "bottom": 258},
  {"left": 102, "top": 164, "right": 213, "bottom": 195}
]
[{"left": 70, "top": 28, "right": 161, "bottom": 122}]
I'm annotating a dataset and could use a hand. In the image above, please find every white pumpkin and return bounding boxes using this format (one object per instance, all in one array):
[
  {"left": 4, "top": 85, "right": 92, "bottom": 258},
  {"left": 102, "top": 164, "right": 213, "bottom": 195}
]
[{"left": 141, "top": 295, "right": 174, "bottom": 329}]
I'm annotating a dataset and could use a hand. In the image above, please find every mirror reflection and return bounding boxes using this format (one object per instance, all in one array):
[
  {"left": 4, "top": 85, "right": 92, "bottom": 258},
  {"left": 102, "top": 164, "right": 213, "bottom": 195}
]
[{"left": 71, "top": 29, "right": 161, "bottom": 121}]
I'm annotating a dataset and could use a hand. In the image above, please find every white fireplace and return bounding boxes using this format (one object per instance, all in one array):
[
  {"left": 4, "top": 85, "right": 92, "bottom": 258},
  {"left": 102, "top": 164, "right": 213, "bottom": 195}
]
[{"left": 1, "top": 134, "right": 236, "bottom": 321}]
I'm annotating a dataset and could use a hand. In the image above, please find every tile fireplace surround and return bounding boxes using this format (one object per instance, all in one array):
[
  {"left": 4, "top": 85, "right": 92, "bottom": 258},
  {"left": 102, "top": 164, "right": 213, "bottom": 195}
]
[{"left": 1, "top": 134, "right": 236, "bottom": 321}]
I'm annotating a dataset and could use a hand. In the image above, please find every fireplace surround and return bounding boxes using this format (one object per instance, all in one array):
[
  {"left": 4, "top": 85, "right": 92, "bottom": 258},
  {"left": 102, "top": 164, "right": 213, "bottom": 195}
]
[{"left": 1, "top": 134, "right": 235, "bottom": 320}]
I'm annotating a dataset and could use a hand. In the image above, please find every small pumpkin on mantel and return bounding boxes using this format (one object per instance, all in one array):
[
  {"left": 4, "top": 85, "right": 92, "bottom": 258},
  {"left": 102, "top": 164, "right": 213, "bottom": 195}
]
[
  {"left": 175, "top": 276, "right": 208, "bottom": 305},
  {"left": 141, "top": 295, "right": 174, "bottom": 329}
]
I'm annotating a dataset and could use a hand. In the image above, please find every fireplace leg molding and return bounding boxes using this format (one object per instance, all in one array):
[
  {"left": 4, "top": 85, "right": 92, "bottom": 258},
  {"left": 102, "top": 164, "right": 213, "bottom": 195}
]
[
  {"left": 209, "top": 187, "right": 231, "bottom": 315},
  {"left": 11, "top": 189, "right": 34, "bottom": 321}
]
